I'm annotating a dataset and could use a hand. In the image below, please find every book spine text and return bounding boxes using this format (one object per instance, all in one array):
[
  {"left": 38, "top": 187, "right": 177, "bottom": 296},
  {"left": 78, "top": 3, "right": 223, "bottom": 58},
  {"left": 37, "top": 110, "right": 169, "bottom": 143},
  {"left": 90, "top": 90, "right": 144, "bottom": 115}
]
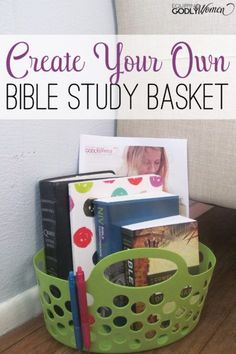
[{"left": 40, "top": 183, "right": 58, "bottom": 276}]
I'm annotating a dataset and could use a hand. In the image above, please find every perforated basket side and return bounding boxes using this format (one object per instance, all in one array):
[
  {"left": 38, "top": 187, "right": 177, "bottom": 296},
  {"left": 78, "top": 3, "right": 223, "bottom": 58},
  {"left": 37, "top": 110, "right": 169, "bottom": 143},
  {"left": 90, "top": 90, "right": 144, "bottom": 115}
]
[
  {"left": 33, "top": 243, "right": 216, "bottom": 353},
  {"left": 86, "top": 243, "right": 216, "bottom": 353},
  {"left": 33, "top": 250, "right": 76, "bottom": 349}
]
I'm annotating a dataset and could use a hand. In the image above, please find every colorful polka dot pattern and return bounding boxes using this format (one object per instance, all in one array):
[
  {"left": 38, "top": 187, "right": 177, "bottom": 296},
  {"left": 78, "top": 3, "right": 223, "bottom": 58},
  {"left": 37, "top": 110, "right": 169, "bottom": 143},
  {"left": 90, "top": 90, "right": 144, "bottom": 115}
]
[
  {"left": 73, "top": 227, "right": 92, "bottom": 248},
  {"left": 103, "top": 179, "right": 115, "bottom": 184},
  {"left": 75, "top": 181, "right": 94, "bottom": 193},
  {"left": 150, "top": 175, "right": 163, "bottom": 187},
  {"left": 69, "top": 174, "right": 163, "bottom": 279},
  {"left": 128, "top": 177, "right": 143, "bottom": 185},
  {"left": 111, "top": 187, "right": 128, "bottom": 197},
  {"left": 69, "top": 196, "right": 74, "bottom": 211}
]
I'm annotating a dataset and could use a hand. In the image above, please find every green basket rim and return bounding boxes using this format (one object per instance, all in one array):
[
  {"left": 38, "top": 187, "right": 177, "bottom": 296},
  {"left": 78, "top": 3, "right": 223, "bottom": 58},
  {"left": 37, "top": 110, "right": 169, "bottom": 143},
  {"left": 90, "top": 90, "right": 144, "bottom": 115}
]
[{"left": 34, "top": 242, "right": 216, "bottom": 287}]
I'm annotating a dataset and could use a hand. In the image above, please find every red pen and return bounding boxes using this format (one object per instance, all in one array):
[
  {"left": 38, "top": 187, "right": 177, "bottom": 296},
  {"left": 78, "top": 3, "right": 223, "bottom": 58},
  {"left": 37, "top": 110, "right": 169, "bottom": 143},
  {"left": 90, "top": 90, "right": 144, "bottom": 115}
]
[{"left": 76, "top": 266, "right": 91, "bottom": 351}]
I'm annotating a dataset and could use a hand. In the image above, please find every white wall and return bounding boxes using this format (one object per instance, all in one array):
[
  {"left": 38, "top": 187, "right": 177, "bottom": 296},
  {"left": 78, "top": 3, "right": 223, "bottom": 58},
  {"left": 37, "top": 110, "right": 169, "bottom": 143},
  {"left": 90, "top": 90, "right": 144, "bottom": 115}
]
[
  {"left": 0, "top": 0, "right": 116, "bottom": 34},
  {"left": 0, "top": 0, "right": 116, "bottom": 334}
]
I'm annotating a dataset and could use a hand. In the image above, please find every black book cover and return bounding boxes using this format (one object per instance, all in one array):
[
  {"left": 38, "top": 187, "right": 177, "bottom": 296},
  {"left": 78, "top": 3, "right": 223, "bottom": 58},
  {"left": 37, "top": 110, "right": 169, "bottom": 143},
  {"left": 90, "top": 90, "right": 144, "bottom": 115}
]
[{"left": 39, "top": 170, "right": 114, "bottom": 279}]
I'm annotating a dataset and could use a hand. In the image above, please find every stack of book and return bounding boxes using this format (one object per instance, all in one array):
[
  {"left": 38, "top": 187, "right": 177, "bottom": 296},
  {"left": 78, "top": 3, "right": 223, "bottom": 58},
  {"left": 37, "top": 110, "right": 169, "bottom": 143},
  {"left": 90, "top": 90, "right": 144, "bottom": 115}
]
[
  {"left": 39, "top": 172, "right": 199, "bottom": 287},
  {"left": 39, "top": 172, "right": 165, "bottom": 279},
  {"left": 93, "top": 194, "right": 199, "bottom": 286},
  {"left": 38, "top": 135, "right": 199, "bottom": 350}
]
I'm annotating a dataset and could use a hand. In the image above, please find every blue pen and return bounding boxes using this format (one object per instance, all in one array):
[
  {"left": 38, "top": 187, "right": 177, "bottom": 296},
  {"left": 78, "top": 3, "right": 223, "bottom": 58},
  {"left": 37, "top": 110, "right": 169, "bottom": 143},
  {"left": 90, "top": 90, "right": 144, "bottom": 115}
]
[{"left": 68, "top": 271, "right": 83, "bottom": 350}]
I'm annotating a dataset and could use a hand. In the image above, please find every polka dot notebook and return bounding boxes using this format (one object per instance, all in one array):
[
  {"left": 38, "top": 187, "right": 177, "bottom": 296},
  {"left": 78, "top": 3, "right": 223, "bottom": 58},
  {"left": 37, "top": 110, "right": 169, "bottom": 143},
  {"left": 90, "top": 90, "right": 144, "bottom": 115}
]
[{"left": 69, "top": 174, "right": 163, "bottom": 279}]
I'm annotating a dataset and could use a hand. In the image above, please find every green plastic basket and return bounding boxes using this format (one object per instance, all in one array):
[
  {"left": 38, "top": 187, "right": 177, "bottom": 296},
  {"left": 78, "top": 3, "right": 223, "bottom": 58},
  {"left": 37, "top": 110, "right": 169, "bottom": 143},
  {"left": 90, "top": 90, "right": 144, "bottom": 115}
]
[{"left": 33, "top": 242, "right": 216, "bottom": 353}]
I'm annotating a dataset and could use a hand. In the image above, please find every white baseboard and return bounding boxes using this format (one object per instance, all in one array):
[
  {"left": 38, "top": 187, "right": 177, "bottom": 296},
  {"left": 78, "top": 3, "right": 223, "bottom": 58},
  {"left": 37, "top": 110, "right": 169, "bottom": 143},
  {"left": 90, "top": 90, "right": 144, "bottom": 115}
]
[{"left": 0, "top": 286, "right": 42, "bottom": 336}]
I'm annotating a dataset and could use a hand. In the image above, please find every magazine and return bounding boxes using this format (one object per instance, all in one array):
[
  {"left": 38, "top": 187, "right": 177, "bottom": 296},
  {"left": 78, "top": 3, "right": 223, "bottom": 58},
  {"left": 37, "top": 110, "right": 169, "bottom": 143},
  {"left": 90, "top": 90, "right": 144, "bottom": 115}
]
[{"left": 79, "top": 135, "right": 189, "bottom": 216}]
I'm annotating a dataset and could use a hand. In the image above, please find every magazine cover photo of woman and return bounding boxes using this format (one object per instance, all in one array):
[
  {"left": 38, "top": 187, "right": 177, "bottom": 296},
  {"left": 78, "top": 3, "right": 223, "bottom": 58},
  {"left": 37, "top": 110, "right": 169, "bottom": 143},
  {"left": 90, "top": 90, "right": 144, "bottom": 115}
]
[{"left": 126, "top": 146, "right": 168, "bottom": 191}]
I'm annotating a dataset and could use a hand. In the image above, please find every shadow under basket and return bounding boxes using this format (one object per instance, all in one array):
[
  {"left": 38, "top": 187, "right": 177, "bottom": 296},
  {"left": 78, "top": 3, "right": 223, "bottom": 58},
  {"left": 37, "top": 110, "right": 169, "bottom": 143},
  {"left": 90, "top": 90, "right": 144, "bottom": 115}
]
[{"left": 33, "top": 243, "right": 216, "bottom": 353}]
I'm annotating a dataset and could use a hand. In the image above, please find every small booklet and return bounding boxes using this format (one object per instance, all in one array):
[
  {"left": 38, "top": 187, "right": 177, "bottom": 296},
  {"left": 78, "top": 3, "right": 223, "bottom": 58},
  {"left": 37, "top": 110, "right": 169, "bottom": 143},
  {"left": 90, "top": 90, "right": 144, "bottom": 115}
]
[{"left": 122, "top": 215, "right": 199, "bottom": 286}]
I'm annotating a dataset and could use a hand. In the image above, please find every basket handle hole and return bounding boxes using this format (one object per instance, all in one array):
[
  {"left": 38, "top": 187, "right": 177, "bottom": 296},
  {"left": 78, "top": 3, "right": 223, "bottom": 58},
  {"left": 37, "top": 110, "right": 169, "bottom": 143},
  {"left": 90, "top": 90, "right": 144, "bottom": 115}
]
[{"left": 104, "top": 258, "right": 177, "bottom": 287}]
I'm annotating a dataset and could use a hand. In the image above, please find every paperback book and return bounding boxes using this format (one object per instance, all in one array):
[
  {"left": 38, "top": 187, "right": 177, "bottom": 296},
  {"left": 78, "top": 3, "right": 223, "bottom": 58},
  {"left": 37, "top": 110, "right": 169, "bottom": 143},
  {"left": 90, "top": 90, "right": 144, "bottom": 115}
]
[{"left": 122, "top": 215, "right": 199, "bottom": 287}]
